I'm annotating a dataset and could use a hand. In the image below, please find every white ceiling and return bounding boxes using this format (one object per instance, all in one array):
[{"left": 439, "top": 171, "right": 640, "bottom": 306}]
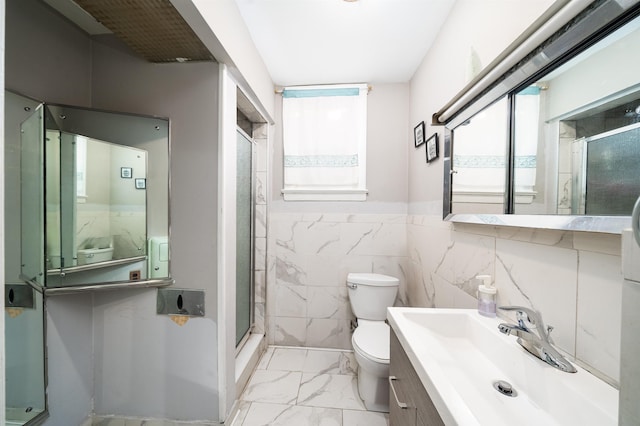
[
  {"left": 44, "top": 0, "right": 456, "bottom": 86},
  {"left": 233, "top": 0, "right": 457, "bottom": 86}
]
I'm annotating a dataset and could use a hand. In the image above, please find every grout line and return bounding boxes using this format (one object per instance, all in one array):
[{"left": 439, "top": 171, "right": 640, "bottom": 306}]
[{"left": 269, "top": 344, "right": 353, "bottom": 353}]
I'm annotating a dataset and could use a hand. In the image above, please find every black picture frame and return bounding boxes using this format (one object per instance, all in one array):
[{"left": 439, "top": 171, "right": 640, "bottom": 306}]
[
  {"left": 426, "top": 133, "right": 439, "bottom": 163},
  {"left": 135, "top": 178, "right": 146, "bottom": 189},
  {"left": 414, "top": 121, "right": 425, "bottom": 147},
  {"left": 121, "top": 167, "right": 133, "bottom": 178}
]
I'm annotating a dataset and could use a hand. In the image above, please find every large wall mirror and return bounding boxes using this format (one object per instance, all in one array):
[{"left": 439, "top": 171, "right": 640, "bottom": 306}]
[
  {"left": 18, "top": 99, "right": 172, "bottom": 290},
  {"left": 443, "top": 1, "right": 640, "bottom": 233}
]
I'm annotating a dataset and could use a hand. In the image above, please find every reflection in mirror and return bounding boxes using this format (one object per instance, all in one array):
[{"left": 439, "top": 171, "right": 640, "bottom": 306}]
[
  {"left": 45, "top": 133, "right": 148, "bottom": 271},
  {"left": 14, "top": 101, "right": 171, "bottom": 289},
  {"left": 41, "top": 104, "right": 170, "bottom": 288},
  {"left": 445, "top": 4, "right": 640, "bottom": 232},
  {"left": 513, "top": 14, "right": 640, "bottom": 216},
  {"left": 451, "top": 97, "right": 509, "bottom": 214},
  {"left": 5, "top": 91, "right": 47, "bottom": 425}
]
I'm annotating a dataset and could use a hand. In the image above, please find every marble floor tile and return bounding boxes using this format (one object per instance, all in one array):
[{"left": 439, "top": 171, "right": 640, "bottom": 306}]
[
  {"left": 235, "top": 348, "right": 387, "bottom": 425},
  {"left": 302, "top": 350, "right": 357, "bottom": 375},
  {"left": 297, "top": 373, "right": 366, "bottom": 410},
  {"left": 268, "top": 347, "right": 308, "bottom": 371},
  {"left": 240, "top": 402, "right": 342, "bottom": 426},
  {"left": 343, "top": 409, "right": 389, "bottom": 426},
  {"left": 241, "top": 370, "right": 302, "bottom": 404},
  {"left": 256, "top": 346, "right": 275, "bottom": 370}
]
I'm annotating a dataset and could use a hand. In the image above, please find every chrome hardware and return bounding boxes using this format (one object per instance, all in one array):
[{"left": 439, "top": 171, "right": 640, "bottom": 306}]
[
  {"left": 493, "top": 380, "right": 517, "bottom": 397},
  {"left": 632, "top": 195, "right": 640, "bottom": 246},
  {"left": 498, "top": 306, "right": 577, "bottom": 373},
  {"left": 347, "top": 282, "right": 357, "bottom": 289},
  {"left": 157, "top": 288, "right": 205, "bottom": 317},
  {"left": 388, "top": 376, "right": 408, "bottom": 409},
  {"left": 5, "top": 285, "right": 35, "bottom": 309}
]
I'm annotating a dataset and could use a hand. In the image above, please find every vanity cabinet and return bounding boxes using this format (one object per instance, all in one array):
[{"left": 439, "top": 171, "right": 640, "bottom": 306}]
[{"left": 389, "top": 329, "right": 444, "bottom": 426}]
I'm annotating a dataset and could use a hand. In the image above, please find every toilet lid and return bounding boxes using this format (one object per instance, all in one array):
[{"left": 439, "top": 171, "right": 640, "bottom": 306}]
[{"left": 352, "top": 321, "right": 390, "bottom": 363}]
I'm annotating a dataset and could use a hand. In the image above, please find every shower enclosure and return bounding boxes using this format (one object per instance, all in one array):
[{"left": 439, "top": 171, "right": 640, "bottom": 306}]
[{"left": 236, "top": 129, "right": 254, "bottom": 347}]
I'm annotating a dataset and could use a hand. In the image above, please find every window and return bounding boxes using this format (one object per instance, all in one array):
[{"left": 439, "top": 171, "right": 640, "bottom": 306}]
[{"left": 281, "top": 84, "right": 368, "bottom": 201}]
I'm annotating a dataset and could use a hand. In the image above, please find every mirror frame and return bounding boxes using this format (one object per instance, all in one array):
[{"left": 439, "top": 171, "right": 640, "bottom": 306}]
[{"left": 442, "top": 0, "right": 640, "bottom": 234}]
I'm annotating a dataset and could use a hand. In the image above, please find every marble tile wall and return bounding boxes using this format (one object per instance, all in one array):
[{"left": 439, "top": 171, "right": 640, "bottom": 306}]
[
  {"left": 557, "top": 120, "right": 575, "bottom": 214},
  {"left": 407, "top": 214, "right": 623, "bottom": 385},
  {"left": 267, "top": 213, "right": 409, "bottom": 349},
  {"left": 252, "top": 123, "right": 268, "bottom": 336}
]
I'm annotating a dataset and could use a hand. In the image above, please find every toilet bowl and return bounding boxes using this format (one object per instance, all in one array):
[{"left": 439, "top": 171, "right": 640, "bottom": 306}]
[
  {"left": 346, "top": 272, "right": 399, "bottom": 412},
  {"left": 77, "top": 247, "right": 114, "bottom": 265}
]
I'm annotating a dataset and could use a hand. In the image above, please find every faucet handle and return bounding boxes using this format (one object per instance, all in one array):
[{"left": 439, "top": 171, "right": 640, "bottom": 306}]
[{"left": 498, "top": 305, "right": 540, "bottom": 327}]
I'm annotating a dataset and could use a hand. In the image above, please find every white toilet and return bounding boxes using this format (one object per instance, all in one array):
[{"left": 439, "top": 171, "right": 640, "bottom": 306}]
[{"left": 346, "top": 272, "right": 399, "bottom": 412}]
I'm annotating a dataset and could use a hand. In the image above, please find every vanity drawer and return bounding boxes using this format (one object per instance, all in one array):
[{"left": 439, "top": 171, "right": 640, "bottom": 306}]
[{"left": 390, "top": 329, "right": 444, "bottom": 426}]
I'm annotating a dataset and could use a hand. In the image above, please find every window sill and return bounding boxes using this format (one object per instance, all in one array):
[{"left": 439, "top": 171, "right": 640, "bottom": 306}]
[{"left": 281, "top": 188, "right": 368, "bottom": 201}]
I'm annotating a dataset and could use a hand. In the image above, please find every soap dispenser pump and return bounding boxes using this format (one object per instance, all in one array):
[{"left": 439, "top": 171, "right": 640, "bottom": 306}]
[{"left": 476, "top": 275, "right": 496, "bottom": 317}]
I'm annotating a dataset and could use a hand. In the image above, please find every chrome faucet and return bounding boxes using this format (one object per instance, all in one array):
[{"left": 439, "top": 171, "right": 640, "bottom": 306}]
[{"left": 498, "top": 306, "right": 577, "bottom": 373}]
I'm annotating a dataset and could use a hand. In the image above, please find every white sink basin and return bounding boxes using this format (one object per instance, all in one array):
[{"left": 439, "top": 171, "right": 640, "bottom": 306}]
[{"left": 387, "top": 307, "right": 618, "bottom": 426}]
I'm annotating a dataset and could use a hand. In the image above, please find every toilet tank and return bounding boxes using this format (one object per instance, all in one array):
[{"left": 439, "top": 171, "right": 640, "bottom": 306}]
[{"left": 347, "top": 273, "right": 399, "bottom": 321}]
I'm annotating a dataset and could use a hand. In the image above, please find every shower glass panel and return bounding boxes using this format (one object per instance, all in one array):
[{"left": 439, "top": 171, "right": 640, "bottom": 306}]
[
  {"left": 7, "top": 91, "right": 47, "bottom": 425},
  {"left": 236, "top": 129, "right": 254, "bottom": 347},
  {"left": 584, "top": 124, "right": 640, "bottom": 215},
  {"left": 21, "top": 105, "right": 45, "bottom": 287}
]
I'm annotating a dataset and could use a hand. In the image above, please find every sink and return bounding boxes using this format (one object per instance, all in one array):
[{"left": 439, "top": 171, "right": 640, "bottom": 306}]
[{"left": 387, "top": 307, "right": 617, "bottom": 426}]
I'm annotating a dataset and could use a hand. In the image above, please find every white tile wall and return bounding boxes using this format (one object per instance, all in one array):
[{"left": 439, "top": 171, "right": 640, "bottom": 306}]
[
  {"left": 407, "top": 214, "right": 623, "bottom": 385},
  {"left": 267, "top": 213, "right": 408, "bottom": 349},
  {"left": 252, "top": 125, "right": 268, "bottom": 336}
]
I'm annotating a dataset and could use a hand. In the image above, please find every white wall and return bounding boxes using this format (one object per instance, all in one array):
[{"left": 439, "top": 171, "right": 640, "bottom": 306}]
[
  {"left": 172, "top": 0, "right": 276, "bottom": 122},
  {"left": 406, "top": 0, "right": 623, "bottom": 385},
  {"left": 90, "top": 36, "right": 221, "bottom": 421}
]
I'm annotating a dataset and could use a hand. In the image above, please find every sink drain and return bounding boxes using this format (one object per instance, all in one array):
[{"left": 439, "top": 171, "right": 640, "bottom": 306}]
[{"left": 493, "top": 380, "right": 517, "bottom": 397}]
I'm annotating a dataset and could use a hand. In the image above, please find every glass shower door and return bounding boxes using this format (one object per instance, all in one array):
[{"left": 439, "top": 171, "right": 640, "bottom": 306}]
[{"left": 236, "top": 130, "right": 254, "bottom": 347}]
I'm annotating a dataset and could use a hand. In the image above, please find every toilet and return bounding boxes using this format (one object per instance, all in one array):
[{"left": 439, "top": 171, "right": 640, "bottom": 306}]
[{"left": 346, "top": 272, "right": 399, "bottom": 412}]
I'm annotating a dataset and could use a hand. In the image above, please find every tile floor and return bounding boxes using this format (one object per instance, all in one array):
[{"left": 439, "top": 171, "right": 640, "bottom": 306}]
[{"left": 231, "top": 346, "right": 389, "bottom": 426}]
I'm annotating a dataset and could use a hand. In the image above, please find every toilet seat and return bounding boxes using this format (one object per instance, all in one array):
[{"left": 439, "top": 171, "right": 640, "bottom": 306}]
[{"left": 352, "top": 320, "right": 390, "bottom": 364}]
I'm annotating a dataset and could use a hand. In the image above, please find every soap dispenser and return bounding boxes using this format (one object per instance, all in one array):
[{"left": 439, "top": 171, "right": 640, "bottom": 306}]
[{"left": 476, "top": 275, "right": 496, "bottom": 317}]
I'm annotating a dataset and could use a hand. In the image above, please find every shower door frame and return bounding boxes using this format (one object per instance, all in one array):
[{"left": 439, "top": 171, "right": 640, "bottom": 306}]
[{"left": 235, "top": 126, "right": 256, "bottom": 353}]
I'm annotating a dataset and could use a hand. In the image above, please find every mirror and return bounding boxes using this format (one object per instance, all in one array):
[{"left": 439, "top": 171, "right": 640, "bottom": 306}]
[
  {"left": 19, "top": 102, "right": 171, "bottom": 289},
  {"left": 5, "top": 91, "right": 47, "bottom": 425},
  {"left": 445, "top": 3, "right": 640, "bottom": 232}
]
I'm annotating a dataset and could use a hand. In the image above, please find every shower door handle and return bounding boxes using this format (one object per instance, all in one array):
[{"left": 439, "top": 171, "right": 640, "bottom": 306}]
[{"left": 633, "top": 195, "right": 640, "bottom": 247}]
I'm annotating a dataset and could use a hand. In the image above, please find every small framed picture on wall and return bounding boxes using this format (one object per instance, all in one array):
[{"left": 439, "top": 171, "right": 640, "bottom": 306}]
[
  {"left": 425, "top": 133, "right": 439, "bottom": 163},
  {"left": 135, "top": 178, "right": 146, "bottom": 189},
  {"left": 121, "top": 167, "right": 133, "bottom": 178},
  {"left": 414, "top": 121, "right": 425, "bottom": 148}
]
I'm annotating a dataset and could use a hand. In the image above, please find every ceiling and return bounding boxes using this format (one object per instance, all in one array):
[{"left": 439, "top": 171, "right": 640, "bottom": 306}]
[
  {"left": 43, "top": 0, "right": 456, "bottom": 86},
  {"left": 233, "top": 0, "right": 457, "bottom": 86}
]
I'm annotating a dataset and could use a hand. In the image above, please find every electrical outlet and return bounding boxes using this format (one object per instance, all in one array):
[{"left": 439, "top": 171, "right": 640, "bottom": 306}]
[{"left": 129, "top": 270, "right": 141, "bottom": 281}]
